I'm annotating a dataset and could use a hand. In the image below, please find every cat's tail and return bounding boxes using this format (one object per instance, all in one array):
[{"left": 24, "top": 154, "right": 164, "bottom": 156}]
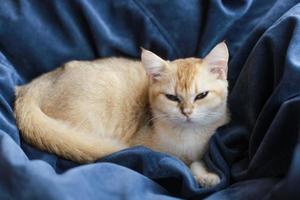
[{"left": 14, "top": 76, "right": 127, "bottom": 163}]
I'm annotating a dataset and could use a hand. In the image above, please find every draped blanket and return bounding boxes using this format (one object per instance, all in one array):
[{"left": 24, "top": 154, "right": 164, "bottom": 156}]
[{"left": 0, "top": 1, "right": 300, "bottom": 199}]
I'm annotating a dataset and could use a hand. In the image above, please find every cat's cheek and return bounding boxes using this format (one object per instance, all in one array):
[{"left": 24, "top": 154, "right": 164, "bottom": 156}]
[
  {"left": 196, "top": 96, "right": 222, "bottom": 110},
  {"left": 155, "top": 98, "right": 179, "bottom": 112},
  {"left": 152, "top": 103, "right": 178, "bottom": 120}
]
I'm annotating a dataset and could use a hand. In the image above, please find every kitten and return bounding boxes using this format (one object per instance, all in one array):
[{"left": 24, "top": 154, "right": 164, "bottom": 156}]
[{"left": 14, "top": 42, "right": 229, "bottom": 188}]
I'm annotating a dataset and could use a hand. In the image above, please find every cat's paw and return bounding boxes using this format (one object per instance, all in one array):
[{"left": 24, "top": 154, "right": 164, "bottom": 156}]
[
  {"left": 190, "top": 161, "right": 221, "bottom": 188},
  {"left": 194, "top": 172, "right": 220, "bottom": 188}
]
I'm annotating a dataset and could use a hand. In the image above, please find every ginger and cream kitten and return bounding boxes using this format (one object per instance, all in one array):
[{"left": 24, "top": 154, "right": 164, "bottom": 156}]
[{"left": 14, "top": 42, "right": 229, "bottom": 188}]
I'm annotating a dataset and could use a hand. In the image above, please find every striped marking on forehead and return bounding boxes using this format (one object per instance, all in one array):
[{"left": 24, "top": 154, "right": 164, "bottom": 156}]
[{"left": 175, "top": 58, "right": 202, "bottom": 92}]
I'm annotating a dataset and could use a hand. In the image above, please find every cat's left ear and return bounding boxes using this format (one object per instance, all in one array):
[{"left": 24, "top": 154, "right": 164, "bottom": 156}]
[
  {"left": 141, "top": 48, "right": 167, "bottom": 80},
  {"left": 204, "top": 42, "right": 229, "bottom": 80}
]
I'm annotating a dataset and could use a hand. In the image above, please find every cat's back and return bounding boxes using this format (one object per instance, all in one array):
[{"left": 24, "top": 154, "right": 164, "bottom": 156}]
[
  {"left": 37, "top": 57, "right": 150, "bottom": 140},
  {"left": 62, "top": 57, "right": 147, "bottom": 83},
  {"left": 55, "top": 57, "right": 149, "bottom": 99},
  {"left": 47, "top": 56, "right": 149, "bottom": 104}
]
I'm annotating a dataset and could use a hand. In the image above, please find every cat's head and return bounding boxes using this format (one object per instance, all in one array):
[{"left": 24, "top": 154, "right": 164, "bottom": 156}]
[{"left": 141, "top": 42, "right": 229, "bottom": 129}]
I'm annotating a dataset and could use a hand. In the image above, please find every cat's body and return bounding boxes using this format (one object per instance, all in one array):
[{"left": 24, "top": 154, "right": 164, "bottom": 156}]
[{"left": 14, "top": 42, "right": 229, "bottom": 188}]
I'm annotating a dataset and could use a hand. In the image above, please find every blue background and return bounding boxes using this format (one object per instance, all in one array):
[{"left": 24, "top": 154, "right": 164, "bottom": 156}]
[{"left": 0, "top": 0, "right": 300, "bottom": 199}]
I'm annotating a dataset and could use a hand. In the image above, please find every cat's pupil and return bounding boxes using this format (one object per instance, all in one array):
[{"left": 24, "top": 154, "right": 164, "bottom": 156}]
[
  {"left": 195, "top": 91, "right": 209, "bottom": 101},
  {"left": 165, "top": 94, "right": 180, "bottom": 102}
]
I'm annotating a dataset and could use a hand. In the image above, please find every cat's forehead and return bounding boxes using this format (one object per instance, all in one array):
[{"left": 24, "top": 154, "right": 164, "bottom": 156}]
[{"left": 172, "top": 58, "right": 203, "bottom": 91}]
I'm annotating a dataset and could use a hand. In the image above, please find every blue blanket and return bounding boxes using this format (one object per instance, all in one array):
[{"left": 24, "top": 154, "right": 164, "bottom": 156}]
[{"left": 1, "top": 0, "right": 300, "bottom": 199}]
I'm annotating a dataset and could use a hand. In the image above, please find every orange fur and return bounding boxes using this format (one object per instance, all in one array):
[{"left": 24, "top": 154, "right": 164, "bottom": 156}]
[
  {"left": 175, "top": 58, "right": 201, "bottom": 92},
  {"left": 14, "top": 42, "right": 230, "bottom": 188}
]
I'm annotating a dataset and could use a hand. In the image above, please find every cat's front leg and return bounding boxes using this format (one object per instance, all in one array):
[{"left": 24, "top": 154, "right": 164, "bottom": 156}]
[{"left": 190, "top": 161, "right": 220, "bottom": 188}]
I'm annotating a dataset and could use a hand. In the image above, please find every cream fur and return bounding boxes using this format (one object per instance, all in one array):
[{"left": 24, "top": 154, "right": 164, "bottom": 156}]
[{"left": 14, "top": 42, "right": 230, "bottom": 187}]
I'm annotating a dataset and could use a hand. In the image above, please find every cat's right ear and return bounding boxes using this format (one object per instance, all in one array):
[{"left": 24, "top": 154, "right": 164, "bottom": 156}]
[
  {"left": 141, "top": 48, "right": 167, "bottom": 80},
  {"left": 203, "top": 42, "right": 229, "bottom": 80}
]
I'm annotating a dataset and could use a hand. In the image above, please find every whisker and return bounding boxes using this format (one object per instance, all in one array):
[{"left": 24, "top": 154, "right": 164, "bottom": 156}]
[{"left": 145, "top": 114, "right": 170, "bottom": 125}]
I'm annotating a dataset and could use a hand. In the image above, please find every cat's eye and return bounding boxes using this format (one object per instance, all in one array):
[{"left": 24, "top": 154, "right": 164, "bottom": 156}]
[
  {"left": 165, "top": 94, "right": 180, "bottom": 102},
  {"left": 195, "top": 91, "right": 209, "bottom": 101}
]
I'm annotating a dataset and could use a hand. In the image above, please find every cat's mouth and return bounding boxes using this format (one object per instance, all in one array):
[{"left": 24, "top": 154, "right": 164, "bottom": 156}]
[{"left": 182, "top": 116, "right": 196, "bottom": 124}]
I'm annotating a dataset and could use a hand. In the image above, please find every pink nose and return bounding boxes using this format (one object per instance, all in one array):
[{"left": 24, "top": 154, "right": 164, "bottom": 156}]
[{"left": 182, "top": 108, "right": 192, "bottom": 116}]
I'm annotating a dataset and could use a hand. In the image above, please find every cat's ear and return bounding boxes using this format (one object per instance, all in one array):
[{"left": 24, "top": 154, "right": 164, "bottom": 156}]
[
  {"left": 204, "top": 42, "right": 229, "bottom": 80},
  {"left": 141, "top": 48, "right": 167, "bottom": 80}
]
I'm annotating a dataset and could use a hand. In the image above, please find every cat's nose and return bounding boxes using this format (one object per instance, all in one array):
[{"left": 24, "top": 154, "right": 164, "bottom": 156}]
[{"left": 182, "top": 108, "right": 193, "bottom": 116}]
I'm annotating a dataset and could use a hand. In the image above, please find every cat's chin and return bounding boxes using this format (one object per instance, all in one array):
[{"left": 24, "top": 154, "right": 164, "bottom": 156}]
[
  {"left": 176, "top": 118, "right": 221, "bottom": 130},
  {"left": 173, "top": 118, "right": 201, "bottom": 128},
  {"left": 183, "top": 118, "right": 196, "bottom": 124}
]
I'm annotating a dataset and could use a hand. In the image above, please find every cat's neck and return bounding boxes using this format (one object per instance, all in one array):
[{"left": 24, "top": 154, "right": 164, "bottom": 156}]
[
  {"left": 153, "top": 120, "right": 216, "bottom": 137},
  {"left": 150, "top": 120, "right": 216, "bottom": 163}
]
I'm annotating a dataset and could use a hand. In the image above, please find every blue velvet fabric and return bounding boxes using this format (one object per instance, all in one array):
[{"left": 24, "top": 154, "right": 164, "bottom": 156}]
[{"left": 1, "top": 0, "right": 300, "bottom": 199}]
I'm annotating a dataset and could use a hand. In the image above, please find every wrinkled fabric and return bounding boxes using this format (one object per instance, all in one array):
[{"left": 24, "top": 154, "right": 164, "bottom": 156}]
[{"left": 1, "top": 0, "right": 300, "bottom": 199}]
